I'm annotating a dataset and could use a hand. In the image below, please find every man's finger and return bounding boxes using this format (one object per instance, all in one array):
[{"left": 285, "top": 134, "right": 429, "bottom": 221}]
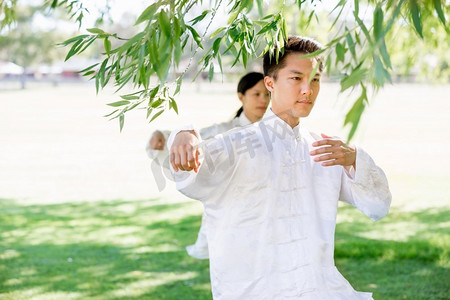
[
  {"left": 179, "top": 146, "right": 190, "bottom": 171},
  {"left": 312, "top": 138, "right": 342, "bottom": 147},
  {"left": 170, "top": 152, "right": 179, "bottom": 172},
  {"left": 187, "top": 147, "right": 197, "bottom": 171},
  {"left": 310, "top": 146, "right": 341, "bottom": 156}
]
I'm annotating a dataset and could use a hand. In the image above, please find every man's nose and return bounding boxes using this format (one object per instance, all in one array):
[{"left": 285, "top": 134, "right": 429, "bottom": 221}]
[{"left": 301, "top": 80, "right": 312, "bottom": 96}]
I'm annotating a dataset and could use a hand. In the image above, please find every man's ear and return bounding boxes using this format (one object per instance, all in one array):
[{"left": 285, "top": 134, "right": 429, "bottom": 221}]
[
  {"left": 264, "top": 76, "right": 274, "bottom": 93},
  {"left": 237, "top": 92, "right": 244, "bottom": 103}
]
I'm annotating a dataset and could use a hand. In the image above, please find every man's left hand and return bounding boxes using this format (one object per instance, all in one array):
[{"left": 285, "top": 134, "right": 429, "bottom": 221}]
[{"left": 310, "top": 133, "right": 356, "bottom": 168}]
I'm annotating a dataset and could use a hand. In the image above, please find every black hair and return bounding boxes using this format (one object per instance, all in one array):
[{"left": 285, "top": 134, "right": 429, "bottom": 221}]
[
  {"left": 234, "top": 72, "right": 264, "bottom": 118},
  {"left": 263, "top": 36, "right": 323, "bottom": 79}
]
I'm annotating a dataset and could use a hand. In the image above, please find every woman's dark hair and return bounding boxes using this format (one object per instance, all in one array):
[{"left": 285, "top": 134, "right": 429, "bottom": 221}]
[{"left": 234, "top": 72, "right": 264, "bottom": 118}]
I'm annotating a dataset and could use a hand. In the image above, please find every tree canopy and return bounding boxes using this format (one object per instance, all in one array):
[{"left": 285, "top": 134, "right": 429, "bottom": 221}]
[{"left": 1, "top": 0, "right": 448, "bottom": 139}]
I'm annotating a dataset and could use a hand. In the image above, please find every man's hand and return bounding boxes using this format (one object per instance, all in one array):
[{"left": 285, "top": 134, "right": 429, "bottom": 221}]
[
  {"left": 149, "top": 131, "right": 166, "bottom": 150},
  {"left": 310, "top": 133, "right": 356, "bottom": 168},
  {"left": 170, "top": 130, "right": 201, "bottom": 173}
]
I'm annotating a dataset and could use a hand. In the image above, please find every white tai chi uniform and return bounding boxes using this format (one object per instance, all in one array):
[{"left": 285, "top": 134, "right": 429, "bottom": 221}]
[
  {"left": 168, "top": 109, "right": 391, "bottom": 299},
  {"left": 146, "top": 113, "right": 252, "bottom": 259}
]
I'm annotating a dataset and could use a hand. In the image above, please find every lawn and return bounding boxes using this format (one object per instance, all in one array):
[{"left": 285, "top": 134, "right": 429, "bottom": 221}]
[{"left": 0, "top": 197, "right": 448, "bottom": 299}]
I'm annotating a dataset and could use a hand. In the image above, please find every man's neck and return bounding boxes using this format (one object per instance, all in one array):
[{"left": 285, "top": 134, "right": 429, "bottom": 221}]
[{"left": 271, "top": 109, "right": 300, "bottom": 128}]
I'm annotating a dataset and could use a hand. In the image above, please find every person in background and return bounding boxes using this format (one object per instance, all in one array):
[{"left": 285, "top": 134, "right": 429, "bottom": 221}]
[{"left": 146, "top": 72, "right": 270, "bottom": 259}]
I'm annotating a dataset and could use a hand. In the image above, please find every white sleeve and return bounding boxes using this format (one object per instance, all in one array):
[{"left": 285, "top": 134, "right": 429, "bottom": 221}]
[
  {"left": 168, "top": 125, "right": 237, "bottom": 202},
  {"left": 339, "top": 146, "right": 392, "bottom": 221},
  {"left": 145, "top": 130, "right": 170, "bottom": 162}
]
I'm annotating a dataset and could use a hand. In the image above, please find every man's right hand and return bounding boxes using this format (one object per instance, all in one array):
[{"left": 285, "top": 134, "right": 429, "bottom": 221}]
[{"left": 170, "top": 130, "right": 201, "bottom": 173}]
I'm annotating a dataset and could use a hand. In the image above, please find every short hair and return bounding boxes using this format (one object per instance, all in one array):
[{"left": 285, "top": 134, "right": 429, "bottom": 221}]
[{"left": 263, "top": 36, "right": 324, "bottom": 79}]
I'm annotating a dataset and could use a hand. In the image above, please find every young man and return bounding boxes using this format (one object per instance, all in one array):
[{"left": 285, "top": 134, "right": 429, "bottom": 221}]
[{"left": 169, "top": 36, "right": 391, "bottom": 299}]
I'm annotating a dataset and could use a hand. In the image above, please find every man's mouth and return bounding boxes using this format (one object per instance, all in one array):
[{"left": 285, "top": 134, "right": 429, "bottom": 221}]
[{"left": 297, "top": 100, "right": 312, "bottom": 104}]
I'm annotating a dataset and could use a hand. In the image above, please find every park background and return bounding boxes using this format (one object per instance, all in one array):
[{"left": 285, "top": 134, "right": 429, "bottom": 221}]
[{"left": 1, "top": 0, "right": 449, "bottom": 299}]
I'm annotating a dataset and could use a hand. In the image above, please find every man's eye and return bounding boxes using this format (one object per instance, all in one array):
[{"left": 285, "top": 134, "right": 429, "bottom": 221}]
[
  {"left": 291, "top": 77, "right": 301, "bottom": 80},
  {"left": 312, "top": 78, "right": 320, "bottom": 82}
]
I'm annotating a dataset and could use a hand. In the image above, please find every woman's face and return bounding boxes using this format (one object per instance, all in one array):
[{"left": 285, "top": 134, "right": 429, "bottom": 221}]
[{"left": 238, "top": 79, "right": 270, "bottom": 123}]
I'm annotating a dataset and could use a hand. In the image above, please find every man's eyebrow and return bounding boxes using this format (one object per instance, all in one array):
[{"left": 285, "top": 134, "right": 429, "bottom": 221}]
[{"left": 288, "top": 70, "right": 321, "bottom": 76}]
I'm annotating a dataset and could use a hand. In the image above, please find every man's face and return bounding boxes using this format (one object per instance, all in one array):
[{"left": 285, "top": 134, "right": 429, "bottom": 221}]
[{"left": 264, "top": 53, "right": 321, "bottom": 126}]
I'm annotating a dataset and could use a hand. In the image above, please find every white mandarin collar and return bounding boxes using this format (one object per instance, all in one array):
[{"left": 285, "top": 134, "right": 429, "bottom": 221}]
[
  {"left": 260, "top": 108, "right": 303, "bottom": 141},
  {"left": 238, "top": 112, "right": 252, "bottom": 127}
]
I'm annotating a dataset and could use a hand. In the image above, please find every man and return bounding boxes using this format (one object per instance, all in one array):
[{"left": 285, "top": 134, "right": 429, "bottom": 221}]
[{"left": 168, "top": 36, "right": 391, "bottom": 299}]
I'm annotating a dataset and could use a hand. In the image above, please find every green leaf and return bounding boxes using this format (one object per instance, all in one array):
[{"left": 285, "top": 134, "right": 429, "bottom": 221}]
[
  {"left": 169, "top": 97, "right": 179, "bottom": 114},
  {"left": 174, "top": 76, "right": 183, "bottom": 95},
  {"left": 159, "top": 10, "right": 171, "bottom": 37},
  {"left": 149, "top": 110, "right": 164, "bottom": 122},
  {"left": 208, "top": 63, "right": 214, "bottom": 81},
  {"left": 87, "top": 28, "right": 105, "bottom": 35},
  {"left": 336, "top": 43, "right": 346, "bottom": 63},
  {"left": 282, "top": 17, "right": 288, "bottom": 40},
  {"left": 103, "top": 109, "right": 118, "bottom": 118},
  {"left": 186, "top": 25, "right": 202, "bottom": 48},
  {"left": 146, "top": 107, "right": 153, "bottom": 119},
  {"left": 64, "top": 38, "right": 83, "bottom": 61},
  {"left": 150, "top": 86, "right": 160, "bottom": 99},
  {"left": 340, "top": 65, "right": 367, "bottom": 92},
  {"left": 300, "top": 48, "right": 327, "bottom": 58},
  {"left": 217, "top": 52, "right": 223, "bottom": 73},
  {"left": 210, "top": 27, "right": 226, "bottom": 39},
  {"left": 227, "top": 11, "right": 239, "bottom": 24},
  {"left": 174, "top": 38, "right": 182, "bottom": 65},
  {"left": 120, "top": 94, "right": 140, "bottom": 100},
  {"left": 433, "top": 0, "right": 446, "bottom": 26},
  {"left": 212, "top": 37, "right": 222, "bottom": 54},
  {"left": 256, "top": 0, "right": 263, "bottom": 17},
  {"left": 345, "top": 31, "right": 356, "bottom": 59},
  {"left": 118, "top": 32, "right": 145, "bottom": 54},
  {"left": 151, "top": 98, "right": 164, "bottom": 108},
  {"left": 82, "top": 70, "right": 95, "bottom": 76},
  {"left": 373, "top": 55, "right": 385, "bottom": 86},
  {"left": 135, "top": 3, "right": 158, "bottom": 25},
  {"left": 189, "top": 10, "right": 210, "bottom": 25},
  {"left": 107, "top": 100, "right": 130, "bottom": 107},
  {"left": 409, "top": 0, "right": 423, "bottom": 38},
  {"left": 59, "top": 34, "right": 89, "bottom": 46},
  {"left": 257, "top": 20, "right": 277, "bottom": 35},
  {"left": 354, "top": 13, "right": 373, "bottom": 46},
  {"left": 373, "top": 4, "right": 383, "bottom": 40},
  {"left": 379, "top": 39, "right": 392, "bottom": 69},
  {"left": 104, "top": 38, "right": 111, "bottom": 55},
  {"left": 79, "top": 63, "right": 99, "bottom": 73},
  {"left": 325, "top": 56, "right": 332, "bottom": 76},
  {"left": 354, "top": 0, "right": 359, "bottom": 16},
  {"left": 344, "top": 85, "right": 367, "bottom": 141},
  {"left": 155, "top": 54, "right": 171, "bottom": 82},
  {"left": 119, "top": 114, "right": 124, "bottom": 132}
]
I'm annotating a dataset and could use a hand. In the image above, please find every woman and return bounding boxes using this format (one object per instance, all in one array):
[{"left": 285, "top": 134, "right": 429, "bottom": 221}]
[{"left": 146, "top": 72, "right": 270, "bottom": 259}]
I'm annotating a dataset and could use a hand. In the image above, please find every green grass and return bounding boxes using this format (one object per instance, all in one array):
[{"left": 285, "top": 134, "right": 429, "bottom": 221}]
[{"left": 0, "top": 198, "right": 448, "bottom": 299}]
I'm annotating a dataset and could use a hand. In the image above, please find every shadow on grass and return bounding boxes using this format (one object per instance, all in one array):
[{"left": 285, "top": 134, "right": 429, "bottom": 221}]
[
  {"left": 0, "top": 198, "right": 211, "bottom": 299},
  {"left": 0, "top": 199, "right": 448, "bottom": 299},
  {"left": 335, "top": 205, "right": 450, "bottom": 300}
]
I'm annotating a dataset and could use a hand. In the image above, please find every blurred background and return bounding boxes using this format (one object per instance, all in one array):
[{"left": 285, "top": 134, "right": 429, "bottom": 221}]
[{"left": 0, "top": 0, "right": 449, "bottom": 299}]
